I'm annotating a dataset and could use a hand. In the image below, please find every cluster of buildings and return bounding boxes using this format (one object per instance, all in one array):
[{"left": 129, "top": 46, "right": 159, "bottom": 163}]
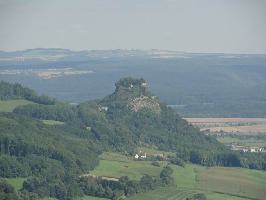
[
  {"left": 230, "top": 144, "right": 265, "bottom": 153},
  {"left": 99, "top": 106, "right": 108, "bottom": 112},
  {"left": 134, "top": 151, "right": 166, "bottom": 160},
  {"left": 134, "top": 151, "right": 147, "bottom": 159}
]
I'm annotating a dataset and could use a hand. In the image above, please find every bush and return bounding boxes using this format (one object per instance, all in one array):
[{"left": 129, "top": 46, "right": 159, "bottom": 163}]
[
  {"left": 186, "top": 193, "right": 207, "bottom": 200},
  {"left": 151, "top": 161, "right": 160, "bottom": 167}
]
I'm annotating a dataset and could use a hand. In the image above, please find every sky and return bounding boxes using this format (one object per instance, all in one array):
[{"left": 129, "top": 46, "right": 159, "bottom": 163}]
[{"left": 0, "top": 0, "right": 266, "bottom": 54}]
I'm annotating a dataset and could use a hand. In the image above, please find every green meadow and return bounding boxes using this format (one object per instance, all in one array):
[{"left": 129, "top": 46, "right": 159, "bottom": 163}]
[
  {"left": 75, "top": 196, "right": 108, "bottom": 200},
  {"left": 128, "top": 188, "right": 251, "bottom": 200},
  {"left": 217, "top": 136, "right": 266, "bottom": 148},
  {"left": 197, "top": 167, "right": 266, "bottom": 200},
  {"left": 205, "top": 193, "right": 251, "bottom": 200},
  {"left": 3, "top": 152, "right": 266, "bottom": 200},
  {"left": 90, "top": 152, "right": 266, "bottom": 200},
  {"left": 42, "top": 119, "right": 65, "bottom": 125},
  {"left": 0, "top": 99, "right": 34, "bottom": 112},
  {"left": 127, "top": 187, "right": 199, "bottom": 200},
  {"left": 91, "top": 152, "right": 168, "bottom": 180},
  {"left": 5, "top": 177, "right": 27, "bottom": 191}
]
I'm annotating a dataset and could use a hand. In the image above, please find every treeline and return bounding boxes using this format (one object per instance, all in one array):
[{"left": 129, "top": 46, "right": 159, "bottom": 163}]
[
  {"left": 0, "top": 179, "right": 19, "bottom": 200},
  {"left": 170, "top": 147, "right": 266, "bottom": 170},
  {"left": 13, "top": 103, "right": 78, "bottom": 122},
  {"left": 0, "top": 81, "right": 55, "bottom": 105},
  {"left": 0, "top": 165, "right": 174, "bottom": 200},
  {"left": 79, "top": 166, "right": 173, "bottom": 200}
]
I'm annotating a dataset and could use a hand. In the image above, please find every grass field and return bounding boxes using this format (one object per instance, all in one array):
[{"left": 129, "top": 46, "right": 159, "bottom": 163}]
[
  {"left": 90, "top": 152, "right": 266, "bottom": 200},
  {"left": 0, "top": 99, "right": 34, "bottom": 112},
  {"left": 91, "top": 152, "right": 167, "bottom": 180},
  {"left": 42, "top": 119, "right": 65, "bottom": 125},
  {"left": 217, "top": 135, "right": 266, "bottom": 147},
  {"left": 206, "top": 193, "right": 251, "bottom": 200},
  {"left": 5, "top": 177, "right": 27, "bottom": 191},
  {"left": 75, "top": 196, "right": 107, "bottom": 200},
  {"left": 128, "top": 187, "right": 251, "bottom": 200},
  {"left": 127, "top": 187, "right": 198, "bottom": 200},
  {"left": 171, "top": 164, "right": 205, "bottom": 188},
  {"left": 197, "top": 167, "right": 266, "bottom": 200}
]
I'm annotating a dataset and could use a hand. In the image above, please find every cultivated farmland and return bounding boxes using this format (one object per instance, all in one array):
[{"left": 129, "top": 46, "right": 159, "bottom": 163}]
[
  {"left": 184, "top": 118, "right": 266, "bottom": 149},
  {"left": 184, "top": 118, "right": 266, "bottom": 135}
]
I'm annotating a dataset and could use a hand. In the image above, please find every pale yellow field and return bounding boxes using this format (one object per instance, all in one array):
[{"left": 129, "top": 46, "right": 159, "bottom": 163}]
[
  {"left": 184, "top": 118, "right": 266, "bottom": 124},
  {"left": 184, "top": 118, "right": 266, "bottom": 134}
]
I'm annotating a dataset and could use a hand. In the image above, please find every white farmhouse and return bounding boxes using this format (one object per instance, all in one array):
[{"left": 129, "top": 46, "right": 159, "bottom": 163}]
[
  {"left": 141, "top": 82, "right": 147, "bottom": 87},
  {"left": 99, "top": 106, "right": 108, "bottom": 112}
]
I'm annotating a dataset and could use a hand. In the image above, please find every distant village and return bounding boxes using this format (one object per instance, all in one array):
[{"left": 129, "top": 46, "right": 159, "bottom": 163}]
[{"left": 230, "top": 144, "right": 265, "bottom": 153}]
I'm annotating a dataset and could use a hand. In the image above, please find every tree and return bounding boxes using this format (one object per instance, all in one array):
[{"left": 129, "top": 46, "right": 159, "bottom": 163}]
[
  {"left": 0, "top": 179, "right": 19, "bottom": 200},
  {"left": 160, "top": 166, "right": 174, "bottom": 185},
  {"left": 140, "top": 175, "right": 154, "bottom": 191}
]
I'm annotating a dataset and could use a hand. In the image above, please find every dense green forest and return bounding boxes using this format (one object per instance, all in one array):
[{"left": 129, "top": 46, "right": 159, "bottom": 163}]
[
  {"left": 0, "top": 81, "right": 55, "bottom": 105},
  {"left": 0, "top": 79, "right": 266, "bottom": 199}
]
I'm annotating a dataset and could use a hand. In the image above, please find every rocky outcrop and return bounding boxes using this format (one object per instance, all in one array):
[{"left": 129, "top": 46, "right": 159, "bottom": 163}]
[{"left": 128, "top": 95, "right": 160, "bottom": 113}]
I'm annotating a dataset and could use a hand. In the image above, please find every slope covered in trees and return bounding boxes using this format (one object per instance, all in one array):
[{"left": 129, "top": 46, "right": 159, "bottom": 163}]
[{"left": 0, "top": 81, "right": 55, "bottom": 105}]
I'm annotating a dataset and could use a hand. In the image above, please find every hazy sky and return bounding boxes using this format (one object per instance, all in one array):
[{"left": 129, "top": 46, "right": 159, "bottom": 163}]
[{"left": 0, "top": 0, "right": 266, "bottom": 53}]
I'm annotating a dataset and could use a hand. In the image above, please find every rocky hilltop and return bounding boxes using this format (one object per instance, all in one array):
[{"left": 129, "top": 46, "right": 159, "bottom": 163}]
[{"left": 102, "top": 77, "right": 161, "bottom": 113}]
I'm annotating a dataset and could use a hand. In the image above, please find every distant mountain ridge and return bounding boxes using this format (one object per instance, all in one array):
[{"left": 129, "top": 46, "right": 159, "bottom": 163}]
[{"left": 1, "top": 48, "right": 265, "bottom": 62}]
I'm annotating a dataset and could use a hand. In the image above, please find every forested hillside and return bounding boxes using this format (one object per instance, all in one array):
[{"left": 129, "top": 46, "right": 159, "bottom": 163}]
[
  {"left": 0, "top": 78, "right": 266, "bottom": 199},
  {"left": 13, "top": 77, "right": 225, "bottom": 154},
  {"left": 0, "top": 81, "right": 55, "bottom": 105}
]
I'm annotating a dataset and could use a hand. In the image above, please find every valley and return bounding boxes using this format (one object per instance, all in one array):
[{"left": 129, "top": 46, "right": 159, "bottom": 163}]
[
  {"left": 82, "top": 152, "right": 266, "bottom": 200},
  {"left": 6, "top": 151, "right": 266, "bottom": 200},
  {"left": 1, "top": 49, "right": 266, "bottom": 118}
]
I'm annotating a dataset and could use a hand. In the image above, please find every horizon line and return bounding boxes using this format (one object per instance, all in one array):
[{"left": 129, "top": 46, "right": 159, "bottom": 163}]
[{"left": 1, "top": 47, "right": 266, "bottom": 56}]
